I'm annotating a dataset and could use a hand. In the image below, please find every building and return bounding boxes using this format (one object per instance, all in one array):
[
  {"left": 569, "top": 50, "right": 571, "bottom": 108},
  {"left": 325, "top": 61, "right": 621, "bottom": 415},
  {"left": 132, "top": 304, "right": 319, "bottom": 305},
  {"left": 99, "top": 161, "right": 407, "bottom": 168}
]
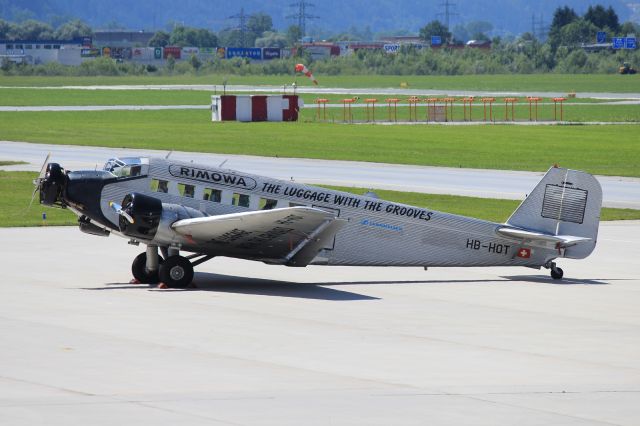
[{"left": 0, "top": 38, "right": 89, "bottom": 65}]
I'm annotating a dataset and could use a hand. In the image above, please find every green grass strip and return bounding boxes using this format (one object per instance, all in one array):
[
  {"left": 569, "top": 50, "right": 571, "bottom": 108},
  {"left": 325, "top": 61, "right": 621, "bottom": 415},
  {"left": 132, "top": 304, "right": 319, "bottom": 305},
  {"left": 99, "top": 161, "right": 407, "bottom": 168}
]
[
  {"left": 1, "top": 110, "right": 638, "bottom": 177},
  {"left": 1, "top": 73, "right": 639, "bottom": 93}
]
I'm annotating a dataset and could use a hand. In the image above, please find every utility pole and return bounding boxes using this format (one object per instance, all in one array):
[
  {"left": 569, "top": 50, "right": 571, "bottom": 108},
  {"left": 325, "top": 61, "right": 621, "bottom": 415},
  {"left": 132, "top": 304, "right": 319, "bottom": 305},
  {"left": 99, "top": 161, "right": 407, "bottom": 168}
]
[
  {"left": 287, "top": 1, "right": 319, "bottom": 37},
  {"left": 228, "top": 7, "right": 248, "bottom": 47},
  {"left": 437, "top": 0, "right": 458, "bottom": 31}
]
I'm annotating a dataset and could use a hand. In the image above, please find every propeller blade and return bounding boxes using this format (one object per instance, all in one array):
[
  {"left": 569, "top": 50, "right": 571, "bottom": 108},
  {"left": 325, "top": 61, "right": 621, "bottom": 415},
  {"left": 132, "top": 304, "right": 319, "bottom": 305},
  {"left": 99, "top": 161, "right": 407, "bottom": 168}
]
[
  {"left": 28, "top": 153, "right": 51, "bottom": 211},
  {"left": 109, "top": 201, "right": 135, "bottom": 224}
]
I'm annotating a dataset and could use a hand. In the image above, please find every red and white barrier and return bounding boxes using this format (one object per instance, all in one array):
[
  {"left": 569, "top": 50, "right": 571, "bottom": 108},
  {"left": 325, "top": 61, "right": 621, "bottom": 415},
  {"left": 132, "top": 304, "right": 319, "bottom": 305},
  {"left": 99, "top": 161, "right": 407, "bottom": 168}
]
[{"left": 211, "top": 95, "right": 303, "bottom": 122}]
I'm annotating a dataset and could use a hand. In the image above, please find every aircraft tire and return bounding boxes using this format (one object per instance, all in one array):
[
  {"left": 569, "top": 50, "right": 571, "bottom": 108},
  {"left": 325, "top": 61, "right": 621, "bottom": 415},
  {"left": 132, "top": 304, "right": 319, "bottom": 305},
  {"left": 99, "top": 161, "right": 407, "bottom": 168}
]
[
  {"left": 131, "top": 252, "right": 163, "bottom": 284},
  {"left": 159, "top": 255, "right": 194, "bottom": 289},
  {"left": 550, "top": 267, "right": 564, "bottom": 280}
]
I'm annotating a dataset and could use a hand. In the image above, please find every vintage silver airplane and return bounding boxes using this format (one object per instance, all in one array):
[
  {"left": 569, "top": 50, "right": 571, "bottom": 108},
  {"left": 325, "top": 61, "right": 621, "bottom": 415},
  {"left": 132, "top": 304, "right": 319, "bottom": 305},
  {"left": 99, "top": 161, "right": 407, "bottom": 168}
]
[{"left": 35, "top": 155, "right": 602, "bottom": 288}]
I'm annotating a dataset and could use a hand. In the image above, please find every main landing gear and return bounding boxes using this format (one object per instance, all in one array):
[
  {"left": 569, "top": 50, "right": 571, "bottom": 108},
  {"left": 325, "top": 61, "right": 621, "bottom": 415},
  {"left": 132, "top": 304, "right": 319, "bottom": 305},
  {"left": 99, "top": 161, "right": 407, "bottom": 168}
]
[
  {"left": 131, "top": 245, "right": 213, "bottom": 289},
  {"left": 545, "top": 261, "right": 564, "bottom": 280}
]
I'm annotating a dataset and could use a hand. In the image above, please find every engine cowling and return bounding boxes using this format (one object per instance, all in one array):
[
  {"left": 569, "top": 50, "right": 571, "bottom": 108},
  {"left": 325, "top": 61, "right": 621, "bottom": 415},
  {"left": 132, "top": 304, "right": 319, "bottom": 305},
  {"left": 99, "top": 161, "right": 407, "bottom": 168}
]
[
  {"left": 118, "top": 193, "right": 163, "bottom": 240},
  {"left": 40, "top": 163, "right": 66, "bottom": 206}
]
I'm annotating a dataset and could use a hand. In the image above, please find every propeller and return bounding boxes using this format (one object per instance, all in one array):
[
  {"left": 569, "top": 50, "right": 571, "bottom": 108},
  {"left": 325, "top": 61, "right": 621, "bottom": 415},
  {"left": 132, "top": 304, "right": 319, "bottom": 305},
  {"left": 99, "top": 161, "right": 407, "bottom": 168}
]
[
  {"left": 109, "top": 201, "right": 135, "bottom": 224},
  {"left": 28, "top": 153, "right": 51, "bottom": 210}
]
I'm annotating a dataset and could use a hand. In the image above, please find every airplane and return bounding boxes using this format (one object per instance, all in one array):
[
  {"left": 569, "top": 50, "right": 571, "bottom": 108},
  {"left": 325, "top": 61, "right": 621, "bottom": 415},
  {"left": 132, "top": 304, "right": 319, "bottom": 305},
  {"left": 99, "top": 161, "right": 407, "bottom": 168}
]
[{"left": 35, "top": 155, "right": 602, "bottom": 288}]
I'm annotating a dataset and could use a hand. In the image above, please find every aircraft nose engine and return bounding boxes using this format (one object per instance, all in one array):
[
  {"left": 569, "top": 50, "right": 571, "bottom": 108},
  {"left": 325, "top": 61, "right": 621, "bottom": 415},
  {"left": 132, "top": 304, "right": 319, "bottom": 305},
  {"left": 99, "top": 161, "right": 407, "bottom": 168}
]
[
  {"left": 116, "top": 193, "right": 163, "bottom": 240},
  {"left": 39, "top": 163, "right": 67, "bottom": 206}
]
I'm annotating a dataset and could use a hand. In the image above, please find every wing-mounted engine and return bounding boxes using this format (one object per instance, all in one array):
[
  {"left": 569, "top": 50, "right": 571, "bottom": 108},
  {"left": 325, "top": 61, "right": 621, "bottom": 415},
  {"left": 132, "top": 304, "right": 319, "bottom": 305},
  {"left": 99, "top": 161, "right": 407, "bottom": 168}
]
[{"left": 112, "top": 192, "right": 206, "bottom": 243}]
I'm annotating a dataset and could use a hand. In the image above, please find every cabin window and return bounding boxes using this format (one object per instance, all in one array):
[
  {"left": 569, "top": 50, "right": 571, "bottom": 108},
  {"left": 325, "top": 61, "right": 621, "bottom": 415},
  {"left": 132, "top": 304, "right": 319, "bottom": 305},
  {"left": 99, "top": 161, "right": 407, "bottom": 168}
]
[
  {"left": 25, "top": 44, "right": 32, "bottom": 49},
  {"left": 15, "top": 44, "right": 23, "bottom": 49},
  {"left": 232, "top": 193, "right": 250, "bottom": 208},
  {"left": 44, "top": 45, "right": 52, "bottom": 49},
  {"left": 150, "top": 179, "right": 168, "bottom": 193},
  {"left": 203, "top": 188, "right": 221, "bottom": 202},
  {"left": 53, "top": 44, "right": 60, "bottom": 49},
  {"left": 6, "top": 44, "right": 13, "bottom": 49},
  {"left": 289, "top": 202, "right": 306, "bottom": 207},
  {"left": 178, "top": 183, "right": 195, "bottom": 198},
  {"left": 259, "top": 197, "right": 278, "bottom": 210}
]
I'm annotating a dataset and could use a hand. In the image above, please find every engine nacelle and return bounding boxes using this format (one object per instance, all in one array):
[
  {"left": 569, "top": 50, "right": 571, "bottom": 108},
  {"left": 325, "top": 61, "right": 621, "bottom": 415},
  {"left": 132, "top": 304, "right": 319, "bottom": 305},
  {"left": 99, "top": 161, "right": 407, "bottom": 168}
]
[
  {"left": 118, "top": 193, "right": 163, "bottom": 240},
  {"left": 118, "top": 193, "right": 207, "bottom": 243}
]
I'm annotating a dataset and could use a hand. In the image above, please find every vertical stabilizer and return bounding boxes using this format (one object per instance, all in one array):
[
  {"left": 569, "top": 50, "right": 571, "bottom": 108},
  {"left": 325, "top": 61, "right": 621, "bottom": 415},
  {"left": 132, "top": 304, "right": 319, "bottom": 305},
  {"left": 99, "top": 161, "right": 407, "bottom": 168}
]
[{"left": 506, "top": 167, "right": 602, "bottom": 259}]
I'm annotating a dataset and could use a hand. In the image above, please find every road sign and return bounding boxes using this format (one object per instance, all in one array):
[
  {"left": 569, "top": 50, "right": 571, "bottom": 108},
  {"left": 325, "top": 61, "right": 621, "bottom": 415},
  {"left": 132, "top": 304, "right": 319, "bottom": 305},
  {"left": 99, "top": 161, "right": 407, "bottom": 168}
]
[
  {"left": 613, "top": 37, "right": 625, "bottom": 49},
  {"left": 597, "top": 31, "right": 606, "bottom": 43},
  {"left": 431, "top": 35, "right": 442, "bottom": 46},
  {"left": 626, "top": 37, "right": 637, "bottom": 49}
]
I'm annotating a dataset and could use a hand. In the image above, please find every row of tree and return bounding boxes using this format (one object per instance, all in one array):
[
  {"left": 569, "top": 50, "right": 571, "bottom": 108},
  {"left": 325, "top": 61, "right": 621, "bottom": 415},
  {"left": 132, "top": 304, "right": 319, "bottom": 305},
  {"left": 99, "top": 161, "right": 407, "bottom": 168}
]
[{"left": 420, "top": 5, "right": 638, "bottom": 49}]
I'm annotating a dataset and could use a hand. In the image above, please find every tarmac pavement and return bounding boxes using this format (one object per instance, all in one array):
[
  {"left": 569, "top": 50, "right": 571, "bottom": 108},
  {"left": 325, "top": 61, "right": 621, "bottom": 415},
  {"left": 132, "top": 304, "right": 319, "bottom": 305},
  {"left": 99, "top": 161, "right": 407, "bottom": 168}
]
[{"left": 0, "top": 222, "right": 639, "bottom": 425}]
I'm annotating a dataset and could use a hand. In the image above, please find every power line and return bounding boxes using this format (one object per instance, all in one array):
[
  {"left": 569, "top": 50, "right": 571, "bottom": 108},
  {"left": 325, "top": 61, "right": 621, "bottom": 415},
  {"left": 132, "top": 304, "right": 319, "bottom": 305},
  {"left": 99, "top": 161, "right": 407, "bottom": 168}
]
[
  {"left": 437, "top": 0, "right": 458, "bottom": 31},
  {"left": 228, "top": 7, "right": 248, "bottom": 47},
  {"left": 287, "top": 1, "right": 319, "bottom": 37}
]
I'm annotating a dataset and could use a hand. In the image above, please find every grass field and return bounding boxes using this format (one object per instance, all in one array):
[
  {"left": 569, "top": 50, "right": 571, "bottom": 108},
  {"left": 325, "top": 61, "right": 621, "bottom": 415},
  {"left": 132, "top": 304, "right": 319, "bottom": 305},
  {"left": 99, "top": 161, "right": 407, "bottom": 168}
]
[
  {"left": 0, "top": 161, "right": 27, "bottom": 166},
  {"left": 1, "top": 109, "right": 638, "bottom": 177},
  {"left": 1, "top": 74, "right": 639, "bottom": 93},
  {"left": 2, "top": 172, "right": 637, "bottom": 227}
]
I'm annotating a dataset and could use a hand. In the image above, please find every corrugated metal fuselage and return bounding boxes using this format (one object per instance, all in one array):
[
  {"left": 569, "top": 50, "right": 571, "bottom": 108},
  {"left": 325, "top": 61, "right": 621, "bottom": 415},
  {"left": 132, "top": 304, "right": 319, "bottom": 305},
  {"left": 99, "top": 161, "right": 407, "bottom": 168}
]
[{"left": 94, "top": 158, "right": 558, "bottom": 268}]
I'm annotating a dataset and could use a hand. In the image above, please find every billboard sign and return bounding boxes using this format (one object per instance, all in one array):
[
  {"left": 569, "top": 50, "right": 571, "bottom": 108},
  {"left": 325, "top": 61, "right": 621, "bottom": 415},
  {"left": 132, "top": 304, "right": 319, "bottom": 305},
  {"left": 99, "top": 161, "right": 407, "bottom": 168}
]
[
  {"left": 596, "top": 31, "right": 606, "bottom": 43},
  {"left": 154, "top": 47, "right": 162, "bottom": 59},
  {"left": 226, "top": 47, "right": 262, "bottom": 60},
  {"left": 613, "top": 37, "right": 625, "bottom": 49},
  {"left": 383, "top": 43, "right": 400, "bottom": 53},
  {"left": 81, "top": 48, "right": 100, "bottom": 57},
  {"left": 262, "top": 47, "right": 281, "bottom": 60},
  {"left": 626, "top": 37, "right": 637, "bottom": 49},
  {"left": 431, "top": 35, "right": 442, "bottom": 46}
]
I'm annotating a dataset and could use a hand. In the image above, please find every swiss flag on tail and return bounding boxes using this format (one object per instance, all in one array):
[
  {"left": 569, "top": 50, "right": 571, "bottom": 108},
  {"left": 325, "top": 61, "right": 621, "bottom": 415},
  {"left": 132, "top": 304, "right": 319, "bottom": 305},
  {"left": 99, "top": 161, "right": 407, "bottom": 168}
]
[{"left": 517, "top": 248, "right": 531, "bottom": 258}]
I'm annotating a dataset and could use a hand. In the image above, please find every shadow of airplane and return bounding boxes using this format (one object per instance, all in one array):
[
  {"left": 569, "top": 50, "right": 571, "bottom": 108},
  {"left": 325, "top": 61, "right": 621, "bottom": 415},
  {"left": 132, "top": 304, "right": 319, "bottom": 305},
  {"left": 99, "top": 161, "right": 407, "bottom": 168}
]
[
  {"left": 85, "top": 272, "right": 381, "bottom": 301},
  {"left": 82, "top": 272, "right": 624, "bottom": 300}
]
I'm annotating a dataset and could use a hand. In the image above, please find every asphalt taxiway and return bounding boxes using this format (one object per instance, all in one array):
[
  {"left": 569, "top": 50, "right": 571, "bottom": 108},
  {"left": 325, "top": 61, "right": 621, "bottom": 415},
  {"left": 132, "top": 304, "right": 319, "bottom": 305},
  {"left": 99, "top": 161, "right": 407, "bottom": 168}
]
[
  {"left": 1, "top": 223, "right": 639, "bottom": 425},
  {"left": 1, "top": 141, "right": 639, "bottom": 209}
]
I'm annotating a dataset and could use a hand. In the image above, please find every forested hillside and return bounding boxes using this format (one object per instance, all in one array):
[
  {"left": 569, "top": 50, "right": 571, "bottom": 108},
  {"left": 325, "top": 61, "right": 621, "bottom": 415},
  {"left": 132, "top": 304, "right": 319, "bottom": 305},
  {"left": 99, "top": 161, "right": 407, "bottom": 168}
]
[{"left": 1, "top": 0, "right": 633, "bottom": 37}]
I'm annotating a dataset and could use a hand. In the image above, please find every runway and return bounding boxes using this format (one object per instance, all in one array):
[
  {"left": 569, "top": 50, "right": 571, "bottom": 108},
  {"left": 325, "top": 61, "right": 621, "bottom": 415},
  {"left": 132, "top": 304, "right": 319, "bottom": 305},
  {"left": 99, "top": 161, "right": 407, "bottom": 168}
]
[
  {"left": 1, "top": 223, "right": 639, "bottom": 425},
  {"left": 1, "top": 141, "right": 639, "bottom": 209},
  {"left": 3, "top": 84, "right": 640, "bottom": 100}
]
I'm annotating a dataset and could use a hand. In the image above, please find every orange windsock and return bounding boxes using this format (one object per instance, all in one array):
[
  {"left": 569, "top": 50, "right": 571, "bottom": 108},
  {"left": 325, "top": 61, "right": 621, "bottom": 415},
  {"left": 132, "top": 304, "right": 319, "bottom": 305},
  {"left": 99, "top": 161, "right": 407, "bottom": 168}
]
[{"left": 295, "top": 63, "right": 318, "bottom": 85}]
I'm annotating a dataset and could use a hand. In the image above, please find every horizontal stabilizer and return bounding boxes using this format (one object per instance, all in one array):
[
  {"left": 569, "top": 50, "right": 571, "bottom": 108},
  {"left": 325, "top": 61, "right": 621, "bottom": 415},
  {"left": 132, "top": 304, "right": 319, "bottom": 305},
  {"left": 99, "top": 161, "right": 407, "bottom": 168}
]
[{"left": 496, "top": 226, "right": 591, "bottom": 247}]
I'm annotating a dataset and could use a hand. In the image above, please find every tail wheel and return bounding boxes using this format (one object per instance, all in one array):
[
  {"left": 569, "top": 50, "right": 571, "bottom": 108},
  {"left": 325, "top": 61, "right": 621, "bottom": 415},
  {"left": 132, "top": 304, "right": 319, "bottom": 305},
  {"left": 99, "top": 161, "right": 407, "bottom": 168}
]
[
  {"left": 159, "top": 256, "right": 194, "bottom": 289},
  {"left": 131, "top": 252, "right": 163, "bottom": 284},
  {"left": 551, "top": 267, "right": 564, "bottom": 280}
]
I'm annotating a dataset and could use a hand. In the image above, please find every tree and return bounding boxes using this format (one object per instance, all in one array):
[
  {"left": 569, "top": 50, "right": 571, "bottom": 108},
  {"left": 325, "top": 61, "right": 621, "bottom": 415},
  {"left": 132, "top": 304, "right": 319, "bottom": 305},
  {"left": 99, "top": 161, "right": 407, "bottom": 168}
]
[
  {"left": 54, "top": 19, "right": 92, "bottom": 40},
  {"left": 584, "top": 5, "right": 619, "bottom": 32},
  {"left": 559, "top": 18, "right": 598, "bottom": 46},
  {"left": 170, "top": 26, "right": 217, "bottom": 47},
  {"left": 0, "top": 19, "right": 14, "bottom": 39},
  {"left": 247, "top": 12, "right": 273, "bottom": 46},
  {"left": 550, "top": 6, "right": 578, "bottom": 33},
  {"left": 255, "top": 31, "right": 287, "bottom": 48},
  {"left": 286, "top": 25, "right": 302, "bottom": 46},
  {"left": 11, "top": 19, "right": 53, "bottom": 40},
  {"left": 620, "top": 21, "right": 639, "bottom": 36},
  {"left": 148, "top": 31, "right": 170, "bottom": 47},
  {"left": 419, "top": 20, "right": 451, "bottom": 44}
]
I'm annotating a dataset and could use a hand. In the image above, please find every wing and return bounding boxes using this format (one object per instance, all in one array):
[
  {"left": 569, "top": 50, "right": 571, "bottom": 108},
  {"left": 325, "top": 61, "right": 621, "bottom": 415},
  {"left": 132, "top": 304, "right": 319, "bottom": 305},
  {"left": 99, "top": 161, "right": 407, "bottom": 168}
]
[{"left": 172, "top": 206, "right": 346, "bottom": 266}]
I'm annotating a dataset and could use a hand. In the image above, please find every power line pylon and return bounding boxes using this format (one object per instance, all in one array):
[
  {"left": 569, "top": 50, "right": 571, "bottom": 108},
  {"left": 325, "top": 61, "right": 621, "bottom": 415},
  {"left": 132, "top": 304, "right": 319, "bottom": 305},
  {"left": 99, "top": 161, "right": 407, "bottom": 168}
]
[{"left": 287, "top": 1, "right": 319, "bottom": 37}]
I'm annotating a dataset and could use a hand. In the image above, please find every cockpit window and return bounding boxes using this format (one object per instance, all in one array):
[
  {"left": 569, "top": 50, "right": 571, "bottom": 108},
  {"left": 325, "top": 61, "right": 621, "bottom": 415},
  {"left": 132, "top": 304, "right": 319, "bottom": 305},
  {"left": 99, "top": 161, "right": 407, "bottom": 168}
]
[{"left": 103, "top": 157, "right": 149, "bottom": 178}]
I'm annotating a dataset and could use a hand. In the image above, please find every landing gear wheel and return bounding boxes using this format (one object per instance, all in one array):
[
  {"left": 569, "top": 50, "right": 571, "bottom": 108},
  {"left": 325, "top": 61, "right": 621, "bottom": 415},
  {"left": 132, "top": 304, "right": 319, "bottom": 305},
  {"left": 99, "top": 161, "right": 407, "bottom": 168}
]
[
  {"left": 131, "top": 252, "right": 163, "bottom": 284},
  {"left": 550, "top": 267, "right": 564, "bottom": 280},
  {"left": 159, "top": 256, "right": 194, "bottom": 289}
]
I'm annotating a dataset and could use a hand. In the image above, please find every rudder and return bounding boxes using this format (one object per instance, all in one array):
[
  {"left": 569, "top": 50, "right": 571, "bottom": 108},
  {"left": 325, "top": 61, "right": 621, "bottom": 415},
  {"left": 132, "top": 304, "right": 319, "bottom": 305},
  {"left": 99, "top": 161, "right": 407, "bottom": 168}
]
[{"left": 506, "top": 167, "right": 602, "bottom": 259}]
